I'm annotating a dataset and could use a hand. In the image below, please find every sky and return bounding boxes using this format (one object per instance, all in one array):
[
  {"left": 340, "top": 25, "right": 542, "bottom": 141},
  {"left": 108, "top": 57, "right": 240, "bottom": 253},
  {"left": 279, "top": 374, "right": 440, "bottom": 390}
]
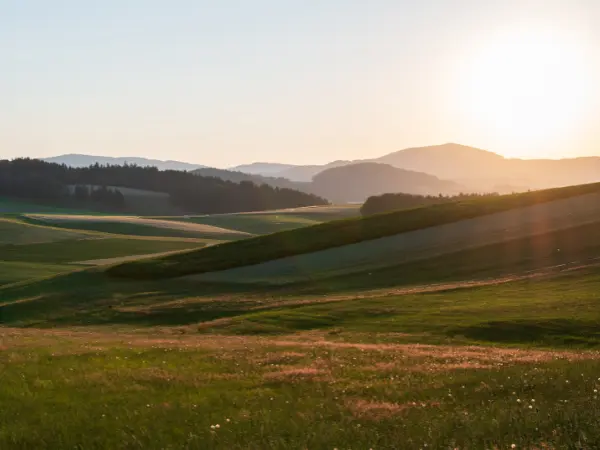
[{"left": 2, "top": 0, "right": 600, "bottom": 168}]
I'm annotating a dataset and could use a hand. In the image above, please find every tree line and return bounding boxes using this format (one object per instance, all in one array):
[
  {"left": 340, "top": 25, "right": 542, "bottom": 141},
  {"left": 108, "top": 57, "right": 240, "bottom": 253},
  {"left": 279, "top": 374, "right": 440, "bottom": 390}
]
[
  {"left": 0, "top": 158, "right": 328, "bottom": 214},
  {"left": 361, "top": 192, "right": 500, "bottom": 216}
]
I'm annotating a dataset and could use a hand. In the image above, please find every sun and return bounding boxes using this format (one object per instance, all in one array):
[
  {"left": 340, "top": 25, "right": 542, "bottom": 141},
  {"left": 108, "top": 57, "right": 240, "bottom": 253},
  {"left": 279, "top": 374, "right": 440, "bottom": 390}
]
[{"left": 455, "top": 25, "right": 591, "bottom": 158}]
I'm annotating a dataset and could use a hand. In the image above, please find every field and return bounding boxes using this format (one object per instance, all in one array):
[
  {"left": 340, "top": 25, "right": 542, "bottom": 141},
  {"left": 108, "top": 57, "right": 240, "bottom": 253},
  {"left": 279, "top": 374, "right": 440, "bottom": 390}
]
[
  {"left": 25, "top": 214, "right": 249, "bottom": 240},
  {"left": 152, "top": 205, "right": 361, "bottom": 235},
  {"left": 109, "top": 183, "right": 600, "bottom": 279},
  {"left": 2, "top": 190, "right": 600, "bottom": 448}
]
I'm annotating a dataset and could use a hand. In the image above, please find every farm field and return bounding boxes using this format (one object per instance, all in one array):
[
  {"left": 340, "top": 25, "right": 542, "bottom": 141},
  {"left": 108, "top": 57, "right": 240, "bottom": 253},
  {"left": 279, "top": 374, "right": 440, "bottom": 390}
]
[
  {"left": 153, "top": 204, "right": 361, "bottom": 235},
  {"left": 109, "top": 183, "right": 600, "bottom": 279},
  {"left": 2, "top": 187, "right": 600, "bottom": 448},
  {"left": 25, "top": 214, "right": 249, "bottom": 240}
]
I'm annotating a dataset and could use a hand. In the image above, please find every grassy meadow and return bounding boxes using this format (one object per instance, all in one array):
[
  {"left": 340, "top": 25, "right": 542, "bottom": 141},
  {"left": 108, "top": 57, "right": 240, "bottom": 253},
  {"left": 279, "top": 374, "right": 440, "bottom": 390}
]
[
  {"left": 109, "top": 183, "right": 600, "bottom": 279},
  {"left": 2, "top": 192, "right": 600, "bottom": 448}
]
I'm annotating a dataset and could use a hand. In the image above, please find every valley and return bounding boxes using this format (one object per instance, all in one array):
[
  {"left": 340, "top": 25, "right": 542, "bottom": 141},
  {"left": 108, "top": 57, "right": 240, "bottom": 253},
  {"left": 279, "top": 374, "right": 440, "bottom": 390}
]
[{"left": 2, "top": 183, "right": 600, "bottom": 448}]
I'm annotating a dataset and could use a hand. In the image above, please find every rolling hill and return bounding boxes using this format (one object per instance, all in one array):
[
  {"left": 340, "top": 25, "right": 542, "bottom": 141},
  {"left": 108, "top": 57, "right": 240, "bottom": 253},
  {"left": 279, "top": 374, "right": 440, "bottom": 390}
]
[
  {"left": 237, "top": 143, "right": 600, "bottom": 192},
  {"left": 107, "top": 182, "right": 600, "bottom": 279},
  {"left": 310, "top": 163, "right": 463, "bottom": 203},
  {"left": 198, "top": 163, "right": 462, "bottom": 203}
]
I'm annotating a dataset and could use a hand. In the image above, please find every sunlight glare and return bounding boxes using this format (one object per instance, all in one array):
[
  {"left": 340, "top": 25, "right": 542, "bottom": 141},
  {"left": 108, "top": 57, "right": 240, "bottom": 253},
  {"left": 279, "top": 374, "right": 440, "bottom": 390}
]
[{"left": 456, "top": 25, "right": 591, "bottom": 158}]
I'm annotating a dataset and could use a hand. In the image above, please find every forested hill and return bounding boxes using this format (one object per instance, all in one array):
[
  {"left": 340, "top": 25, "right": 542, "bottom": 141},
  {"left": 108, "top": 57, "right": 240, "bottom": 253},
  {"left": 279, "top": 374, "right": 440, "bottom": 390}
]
[{"left": 0, "top": 159, "right": 328, "bottom": 214}]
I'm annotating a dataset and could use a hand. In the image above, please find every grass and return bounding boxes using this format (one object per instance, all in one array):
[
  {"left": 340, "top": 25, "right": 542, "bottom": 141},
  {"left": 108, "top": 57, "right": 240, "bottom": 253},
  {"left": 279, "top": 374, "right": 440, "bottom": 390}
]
[
  {"left": 22, "top": 217, "right": 243, "bottom": 240},
  {"left": 0, "top": 197, "right": 92, "bottom": 215},
  {"left": 0, "top": 238, "right": 204, "bottom": 265},
  {"left": 176, "top": 214, "right": 320, "bottom": 235},
  {"left": 192, "top": 217, "right": 600, "bottom": 285},
  {"left": 153, "top": 205, "right": 361, "bottom": 235},
  {"left": 0, "top": 218, "right": 92, "bottom": 245},
  {"left": 108, "top": 182, "right": 600, "bottom": 279},
  {"left": 4, "top": 188, "right": 600, "bottom": 448},
  {"left": 2, "top": 325, "right": 600, "bottom": 449},
  {"left": 0, "top": 261, "right": 72, "bottom": 286}
]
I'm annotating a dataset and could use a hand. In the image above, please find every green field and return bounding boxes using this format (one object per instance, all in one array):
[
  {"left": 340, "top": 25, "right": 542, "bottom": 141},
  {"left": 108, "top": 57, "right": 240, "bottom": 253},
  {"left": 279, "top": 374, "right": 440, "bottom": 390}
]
[
  {"left": 2, "top": 189, "right": 600, "bottom": 448},
  {"left": 153, "top": 205, "right": 361, "bottom": 235},
  {"left": 109, "top": 183, "right": 600, "bottom": 279}
]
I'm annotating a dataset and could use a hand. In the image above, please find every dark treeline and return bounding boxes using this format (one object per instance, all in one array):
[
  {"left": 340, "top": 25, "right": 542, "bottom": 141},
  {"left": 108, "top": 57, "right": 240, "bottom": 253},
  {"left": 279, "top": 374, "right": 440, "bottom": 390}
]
[
  {"left": 0, "top": 159, "right": 328, "bottom": 214},
  {"left": 361, "top": 192, "right": 500, "bottom": 216}
]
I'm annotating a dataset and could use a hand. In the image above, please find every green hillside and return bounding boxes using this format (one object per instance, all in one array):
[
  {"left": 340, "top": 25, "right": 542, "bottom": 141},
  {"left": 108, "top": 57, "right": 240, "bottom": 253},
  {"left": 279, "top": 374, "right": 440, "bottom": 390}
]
[
  {"left": 152, "top": 205, "right": 360, "bottom": 235},
  {"left": 108, "top": 182, "right": 600, "bottom": 279},
  {"left": 3, "top": 194, "right": 600, "bottom": 448}
]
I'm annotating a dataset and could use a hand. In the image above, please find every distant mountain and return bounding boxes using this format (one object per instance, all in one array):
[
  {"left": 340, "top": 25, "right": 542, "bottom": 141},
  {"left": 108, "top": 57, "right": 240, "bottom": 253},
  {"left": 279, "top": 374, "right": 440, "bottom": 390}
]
[
  {"left": 276, "top": 160, "right": 354, "bottom": 182},
  {"left": 193, "top": 167, "right": 309, "bottom": 191},
  {"left": 237, "top": 143, "right": 600, "bottom": 192},
  {"left": 43, "top": 154, "right": 206, "bottom": 171},
  {"left": 373, "top": 143, "right": 600, "bottom": 191},
  {"left": 229, "top": 162, "right": 299, "bottom": 175},
  {"left": 310, "top": 163, "right": 462, "bottom": 203}
]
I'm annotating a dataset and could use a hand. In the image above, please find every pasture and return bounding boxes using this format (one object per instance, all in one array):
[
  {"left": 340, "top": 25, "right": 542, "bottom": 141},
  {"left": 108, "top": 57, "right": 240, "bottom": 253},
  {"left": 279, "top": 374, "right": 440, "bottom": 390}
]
[
  {"left": 2, "top": 187, "right": 600, "bottom": 448},
  {"left": 153, "top": 204, "right": 361, "bottom": 235},
  {"left": 108, "top": 183, "right": 600, "bottom": 279},
  {"left": 2, "top": 266, "right": 600, "bottom": 448}
]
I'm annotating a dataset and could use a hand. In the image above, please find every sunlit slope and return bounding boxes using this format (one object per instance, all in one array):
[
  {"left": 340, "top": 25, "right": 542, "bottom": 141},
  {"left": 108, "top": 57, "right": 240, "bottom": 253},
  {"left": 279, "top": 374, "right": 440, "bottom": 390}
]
[
  {"left": 108, "top": 182, "right": 600, "bottom": 279},
  {"left": 0, "top": 218, "right": 209, "bottom": 285},
  {"left": 25, "top": 214, "right": 249, "bottom": 240}
]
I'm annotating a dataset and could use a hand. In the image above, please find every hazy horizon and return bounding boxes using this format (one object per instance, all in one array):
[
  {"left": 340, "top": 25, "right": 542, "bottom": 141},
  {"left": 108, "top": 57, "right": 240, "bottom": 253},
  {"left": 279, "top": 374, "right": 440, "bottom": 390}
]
[{"left": 3, "top": 0, "right": 600, "bottom": 168}]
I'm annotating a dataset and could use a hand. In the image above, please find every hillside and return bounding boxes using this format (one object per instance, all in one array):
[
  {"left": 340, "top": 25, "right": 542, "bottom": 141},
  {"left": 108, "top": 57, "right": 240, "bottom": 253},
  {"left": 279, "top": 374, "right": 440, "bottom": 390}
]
[
  {"left": 198, "top": 163, "right": 461, "bottom": 203},
  {"left": 228, "top": 162, "right": 298, "bottom": 175},
  {"left": 107, "top": 182, "right": 600, "bottom": 279},
  {"left": 311, "top": 163, "right": 462, "bottom": 203},
  {"left": 192, "top": 167, "right": 308, "bottom": 191},
  {"left": 238, "top": 143, "right": 600, "bottom": 192},
  {"left": 0, "top": 158, "right": 328, "bottom": 215},
  {"left": 43, "top": 154, "right": 206, "bottom": 171}
]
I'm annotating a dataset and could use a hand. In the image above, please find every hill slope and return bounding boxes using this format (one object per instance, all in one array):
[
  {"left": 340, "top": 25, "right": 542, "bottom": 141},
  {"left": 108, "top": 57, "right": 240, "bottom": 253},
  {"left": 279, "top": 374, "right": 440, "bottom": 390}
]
[
  {"left": 107, "top": 182, "right": 600, "bottom": 279},
  {"left": 238, "top": 143, "right": 600, "bottom": 192},
  {"left": 311, "top": 163, "right": 462, "bottom": 202}
]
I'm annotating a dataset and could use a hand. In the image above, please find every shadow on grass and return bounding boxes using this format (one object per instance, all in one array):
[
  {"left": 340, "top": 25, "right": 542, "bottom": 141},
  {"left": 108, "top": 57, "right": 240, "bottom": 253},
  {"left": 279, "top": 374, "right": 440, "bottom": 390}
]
[
  {"left": 0, "top": 270, "right": 269, "bottom": 327},
  {"left": 450, "top": 319, "right": 600, "bottom": 347}
]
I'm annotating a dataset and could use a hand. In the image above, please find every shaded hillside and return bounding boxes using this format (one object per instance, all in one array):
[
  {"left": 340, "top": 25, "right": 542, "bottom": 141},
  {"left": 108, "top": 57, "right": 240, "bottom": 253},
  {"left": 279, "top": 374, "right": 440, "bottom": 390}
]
[
  {"left": 193, "top": 167, "right": 309, "bottom": 191},
  {"left": 276, "top": 160, "right": 353, "bottom": 182},
  {"left": 197, "top": 164, "right": 461, "bottom": 203},
  {"left": 107, "top": 182, "right": 600, "bottom": 279},
  {"left": 229, "top": 162, "right": 298, "bottom": 175},
  {"left": 361, "top": 192, "right": 500, "bottom": 216},
  {"left": 0, "top": 159, "right": 328, "bottom": 215},
  {"left": 311, "top": 163, "right": 462, "bottom": 203},
  {"left": 43, "top": 154, "right": 206, "bottom": 171},
  {"left": 238, "top": 143, "right": 600, "bottom": 192}
]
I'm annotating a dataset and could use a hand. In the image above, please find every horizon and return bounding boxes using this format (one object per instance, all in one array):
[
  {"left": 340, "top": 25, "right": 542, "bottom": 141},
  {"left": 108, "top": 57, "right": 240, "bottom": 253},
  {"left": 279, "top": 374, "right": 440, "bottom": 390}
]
[
  {"left": 3, "top": 1, "right": 600, "bottom": 167},
  {"left": 32, "top": 142, "right": 600, "bottom": 169}
]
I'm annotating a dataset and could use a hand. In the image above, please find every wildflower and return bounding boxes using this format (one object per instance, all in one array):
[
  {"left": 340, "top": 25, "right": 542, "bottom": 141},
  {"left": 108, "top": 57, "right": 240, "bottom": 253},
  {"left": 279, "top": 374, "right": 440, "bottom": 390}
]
[
  {"left": 531, "top": 399, "right": 535, "bottom": 403},
  {"left": 226, "top": 418, "right": 231, "bottom": 422},
  {"left": 517, "top": 399, "right": 521, "bottom": 403},
  {"left": 210, "top": 425, "right": 215, "bottom": 430},
  {"left": 528, "top": 405, "right": 533, "bottom": 409},
  {"left": 511, "top": 445, "right": 516, "bottom": 449},
  {"left": 594, "top": 389, "right": 598, "bottom": 393},
  {"left": 215, "top": 424, "right": 220, "bottom": 429}
]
